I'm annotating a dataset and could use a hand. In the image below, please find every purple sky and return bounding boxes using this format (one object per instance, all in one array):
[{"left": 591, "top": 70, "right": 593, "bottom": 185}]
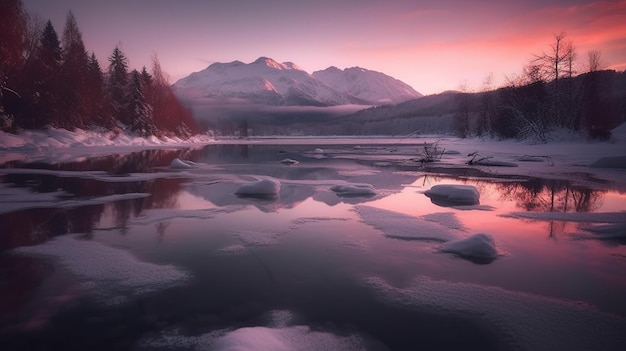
[{"left": 22, "top": 0, "right": 626, "bottom": 95}]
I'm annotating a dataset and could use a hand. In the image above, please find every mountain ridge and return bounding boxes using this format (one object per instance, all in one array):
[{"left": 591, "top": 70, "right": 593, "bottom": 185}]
[{"left": 173, "top": 57, "right": 421, "bottom": 106}]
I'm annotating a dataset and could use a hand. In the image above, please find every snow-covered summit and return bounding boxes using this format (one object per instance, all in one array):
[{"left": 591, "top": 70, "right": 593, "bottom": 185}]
[
  {"left": 312, "top": 66, "right": 422, "bottom": 104},
  {"left": 173, "top": 57, "right": 421, "bottom": 106}
]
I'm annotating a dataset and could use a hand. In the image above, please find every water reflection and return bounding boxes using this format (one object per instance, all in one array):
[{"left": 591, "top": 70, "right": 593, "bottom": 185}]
[{"left": 0, "top": 145, "right": 619, "bottom": 252}]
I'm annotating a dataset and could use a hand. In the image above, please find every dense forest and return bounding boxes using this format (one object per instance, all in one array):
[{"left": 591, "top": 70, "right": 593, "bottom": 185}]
[{"left": 0, "top": 0, "right": 199, "bottom": 137}]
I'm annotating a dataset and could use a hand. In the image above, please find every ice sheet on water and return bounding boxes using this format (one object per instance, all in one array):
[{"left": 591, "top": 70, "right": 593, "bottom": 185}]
[
  {"left": 131, "top": 206, "right": 246, "bottom": 226},
  {"left": 501, "top": 211, "right": 626, "bottom": 223},
  {"left": 438, "top": 233, "right": 499, "bottom": 264},
  {"left": 364, "top": 276, "right": 626, "bottom": 351},
  {"left": 355, "top": 205, "right": 458, "bottom": 241},
  {"left": 13, "top": 235, "right": 190, "bottom": 304}
]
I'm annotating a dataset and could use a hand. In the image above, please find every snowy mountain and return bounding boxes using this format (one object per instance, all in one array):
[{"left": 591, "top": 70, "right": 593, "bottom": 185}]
[
  {"left": 173, "top": 57, "right": 365, "bottom": 106},
  {"left": 173, "top": 57, "right": 421, "bottom": 106},
  {"left": 312, "top": 66, "right": 422, "bottom": 104}
]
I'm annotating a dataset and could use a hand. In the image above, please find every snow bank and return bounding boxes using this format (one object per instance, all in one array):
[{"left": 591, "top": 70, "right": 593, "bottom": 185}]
[
  {"left": 235, "top": 179, "right": 281, "bottom": 197},
  {"left": 0, "top": 128, "right": 213, "bottom": 151},
  {"left": 364, "top": 276, "right": 626, "bottom": 351},
  {"left": 424, "top": 184, "right": 480, "bottom": 206},
  {"left": 355, "top": 205, "right": 458, "bottom": 241},
  {"left": 14, "top": 235, "right": 189, "bottom": 304},
  {"left": 170, "top": 158, "right": 196, "bottom": 169},
  {"left": 438, "top": 233, "right": 499, "bottom": 263},
  {"left": 589, "top": 156, "right": 626, "bottom": 169},
  {"left": 330, "top": 184, "right": 376, "bottom": 197}
]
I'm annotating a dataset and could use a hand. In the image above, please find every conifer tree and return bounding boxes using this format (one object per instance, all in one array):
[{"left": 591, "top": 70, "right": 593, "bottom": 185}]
[
  {"left": 60, "top": 11, "right": 90, "bottom": 129},
  {"left": 106, "top": 46, "right": 129, "bottom": 126},
  {"left": 127, "top": 69, "right": 156, "bottom": 136},
  {"left": 20, "top": 20, "right": 62, "bottom": 128},
  {"left": 85, "top": 52, "right": 110, "bottom": 127}
]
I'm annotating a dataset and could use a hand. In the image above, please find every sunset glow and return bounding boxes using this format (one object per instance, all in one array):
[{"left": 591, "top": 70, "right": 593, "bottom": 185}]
[{"left": 20, "top": 0, "right": 626, "bottom": 94}]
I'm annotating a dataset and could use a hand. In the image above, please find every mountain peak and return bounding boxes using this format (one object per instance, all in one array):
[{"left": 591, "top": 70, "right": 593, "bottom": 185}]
[{"left": 253, "top": 57, "right": 285, "bottom": 70}]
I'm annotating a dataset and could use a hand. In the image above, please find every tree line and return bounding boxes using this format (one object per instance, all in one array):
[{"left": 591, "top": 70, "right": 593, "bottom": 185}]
[
  {"left": 454, "top": 32, "right": 625, "bottom": 141},
  {"left": 0, "top": 0, "right": 198, "bottom": 137}
]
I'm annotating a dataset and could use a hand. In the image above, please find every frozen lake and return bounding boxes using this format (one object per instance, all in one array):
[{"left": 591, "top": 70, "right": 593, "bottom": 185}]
[{"left": 1, "top": 138, "right": 625, "bottom": 350}]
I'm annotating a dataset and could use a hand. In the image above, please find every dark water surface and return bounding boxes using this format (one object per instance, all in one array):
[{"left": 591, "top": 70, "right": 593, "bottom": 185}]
[{"left": 1, "top": 142, "right": 625, "bottom": 350}]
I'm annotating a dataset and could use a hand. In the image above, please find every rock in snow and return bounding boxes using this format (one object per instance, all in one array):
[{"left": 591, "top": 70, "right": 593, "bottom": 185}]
[
  {"left": 280, "top": 158, "right": 299, "bottom": 165},
  {"left": 439, "top": 233, "right": 498, "bottom": 263},
  {"left": 170, "top": 158, "right": 195, "bottom": 169},
  {"left": 424, "top": 184, "right": 480, "bottom": 206},
  {"left": 235, "top": 179, "right": 281, "bottom": 197}
]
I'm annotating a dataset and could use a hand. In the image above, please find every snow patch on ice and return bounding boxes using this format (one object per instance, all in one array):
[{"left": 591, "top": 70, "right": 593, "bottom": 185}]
[
  {"left": 140, "top": 325, "right": 367, "bottom": 351},
  {"left": 235, "top": 179, "right": 281, "bottom": 198},
  {"left": 424, "top": 184, "right": 480, "bottom": 206},
  {"left": 355, "top": 205, "right": 458, "bottom": 241},
  {"left": 438, "top": 233, "right": 499, "bottom": 263},
  {"left": 234, "top": 230, "right": 281, "bottom": 247},
  {"left": 13, "top": 235, "right": 189, "bottom": 304},
  {"left": 422, "top": 212, "right": 466, "bottom": 231},
  {"left": 364, "top": 276, "right": 626, "bottom": 351},
  {"left": 218, "top": 244, "right": 247, "bottom": 253}
]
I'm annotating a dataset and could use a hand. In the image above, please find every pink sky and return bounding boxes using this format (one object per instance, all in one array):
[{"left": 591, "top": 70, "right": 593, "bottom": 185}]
[{"left": 22, "top": 0, "right": 626, "bottom": 95}]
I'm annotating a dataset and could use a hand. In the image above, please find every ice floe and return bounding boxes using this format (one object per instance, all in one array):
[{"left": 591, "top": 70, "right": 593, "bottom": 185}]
[
  {"left": 355, "top": 205, "right": 458, "bottom": 241},
  {"left": 575, "top": 223, "right": 626, "bottom": 241},
  {"left": 438, "top": 233, "right": 499, "bottom": 263},
  {"left": 364, "top": 276, "right": 626, "bottom": 351},
  {"left": 501, "top": 211, "right": 626, "bottom": 223},
  {"left": 330, "top": 184, "right": 377, "bottom": 197},
  {"left": 0, "top": 187, "right": 150, "bottom": 215},
  {"left": 235, "top": 179, "right": 281, "bottom": 198},
  {"left": 13, "top": 235, "right": 190, "bottom": 304},
  {"left": 589, "top": 155, "right": 626, "bottom": 169},
  {"left": 424, "top": 184, "right": 480, "bottom": 206}
]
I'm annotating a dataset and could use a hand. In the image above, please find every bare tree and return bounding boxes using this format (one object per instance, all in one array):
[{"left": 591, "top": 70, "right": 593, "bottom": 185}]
[{"left": 585, "top": 50, "right": 605, "bottom": 73}]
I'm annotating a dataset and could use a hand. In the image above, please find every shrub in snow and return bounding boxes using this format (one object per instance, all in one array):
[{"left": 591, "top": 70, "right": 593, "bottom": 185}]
[
  {"left": 424, "top": 184, "right": 480, "bottom": 206},
  {"left": 235, "top": 179, "right": 281, "bottom": 198},
  {"left": 330, "top": 184, "right": 376, "bottom": 197},
  {"left": 170, "top": 158, "right": 195, "bottom": 169},
  {"left": 439, "top": 233, "right": 498, "bottom": 264}
]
